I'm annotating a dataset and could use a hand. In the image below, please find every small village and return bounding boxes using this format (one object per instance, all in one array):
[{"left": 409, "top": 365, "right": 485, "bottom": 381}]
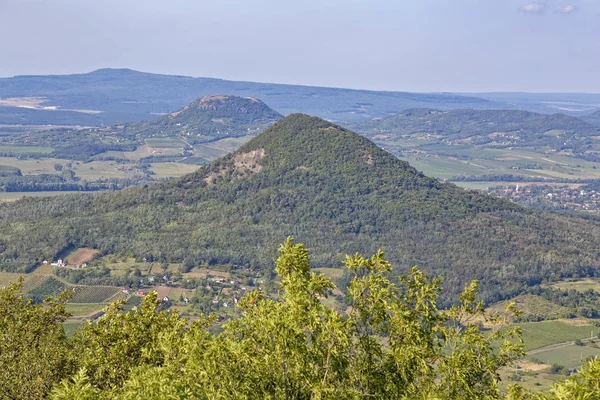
[{"left": 486, "top": 184, "right": 600, "bottom": 212}]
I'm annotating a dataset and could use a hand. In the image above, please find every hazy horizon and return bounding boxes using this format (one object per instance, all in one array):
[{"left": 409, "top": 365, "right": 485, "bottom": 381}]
[{"left": 1, "top": 0, "right": 599, "bottom": 93}]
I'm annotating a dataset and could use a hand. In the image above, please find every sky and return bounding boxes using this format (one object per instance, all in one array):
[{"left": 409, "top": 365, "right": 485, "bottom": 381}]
[{"left": 0, "top": 0, "right": 598, "bottom": 93}]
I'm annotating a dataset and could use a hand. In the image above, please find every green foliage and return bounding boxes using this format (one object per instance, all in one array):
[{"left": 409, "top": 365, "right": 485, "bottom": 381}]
[
  {"left": 71, "top": 292, "right": 187, "bottom": 389},
  {"left": 0, "top": 279, "right": 74, "bottom": 399},
  {"left": 49, "top": 239, "right": 524, "bottom": 399},
  {"left": 4, "top": 239, "right": 600, "bottom": 398}
]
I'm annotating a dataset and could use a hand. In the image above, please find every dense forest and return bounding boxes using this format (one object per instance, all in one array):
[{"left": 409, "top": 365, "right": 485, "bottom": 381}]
[{"left": 2, "top": 239, "right": 599, "bottom": 399}]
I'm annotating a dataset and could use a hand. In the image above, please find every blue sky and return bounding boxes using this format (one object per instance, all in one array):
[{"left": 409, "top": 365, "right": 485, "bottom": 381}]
[{"left": 0, "top": 0, "right": 598, "bottom": 92}]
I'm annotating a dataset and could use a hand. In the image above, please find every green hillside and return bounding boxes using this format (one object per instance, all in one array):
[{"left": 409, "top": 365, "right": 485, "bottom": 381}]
[
  {"left": 352, "top": 108, "right": 600, "bottom": 149},
  {"left": 113, "top": 95, "right": 282, "bottom": 143},
  {"left": 583, "top": 109, "right": 600, "bottom": 127},
  {"left": 1, "top": 114, "right": 600, "bottom": 302}
]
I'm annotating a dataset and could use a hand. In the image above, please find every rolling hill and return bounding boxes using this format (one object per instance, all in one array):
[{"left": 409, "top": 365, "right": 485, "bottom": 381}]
[
  {"left": 583, "top": 109, "right": 600, "bottom": 127},
  {"left": 1, "top": 114, "right": 600, "bottom": 302},
  {"left": 351, "top": 108, "right": 600, "bottom": 148}
]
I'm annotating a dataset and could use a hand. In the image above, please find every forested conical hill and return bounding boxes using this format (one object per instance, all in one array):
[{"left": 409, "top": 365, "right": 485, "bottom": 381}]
[
  {"left": 2, "top": 114, "right": 600, "bottom": 301},
  {"left": 115, "top": 95, "right": 283, "bottom": 142}
]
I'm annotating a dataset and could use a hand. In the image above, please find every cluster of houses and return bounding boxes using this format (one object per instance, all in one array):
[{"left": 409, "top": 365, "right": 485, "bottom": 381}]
[
  {"left": 43, "top": 259, "right": 88, "bottom": 268},
  {"left": 488, "top": 184, "right": 600, "bottom": 212}
]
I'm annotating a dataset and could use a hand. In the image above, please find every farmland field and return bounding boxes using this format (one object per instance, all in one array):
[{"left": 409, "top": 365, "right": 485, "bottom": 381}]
[
  {"left": 193, "top": 144, "right": 229, "bottom": 160},
  {"left": 27, "top": 277, "right": 69, "bottom": 301},
  {"left": 526, "top": 345, "right": 600, "bottom": 369},
  {"left": 519, "top": 320, "right": 597, "bottom": 351},
  {"left": 64, "top": 248, "right": 99, "bottom": 267},
  {"left": 71, "top": 286, "right": 122, "bottom": 303},
  {"left": 145, "top": 137, "right": 187, "bottom": 148}
]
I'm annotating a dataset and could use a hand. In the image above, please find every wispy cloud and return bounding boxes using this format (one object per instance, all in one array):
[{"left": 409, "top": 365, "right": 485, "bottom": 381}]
[
  {"left": 556, "top": 5, "right": 576, "bottom": 14},
  {"left": 519, "top": 3, "right": 546, "bottom": 13}
]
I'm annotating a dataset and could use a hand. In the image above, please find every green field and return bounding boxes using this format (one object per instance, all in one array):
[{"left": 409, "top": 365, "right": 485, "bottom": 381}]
[
  {"left": 520, "top": 320, "right": 597, "bottom": 351},
  {"left": 145, "top": 137, "right": 187, "bottom": 148},
  {"left": 0, "top": 145, "right": 53, "bottom": 154},
  {"left": 548, "top": 279, "right": 600, "bottom": 293},
  {"left": 193, "top": 144, "right": 229, "bottom": 160},
  {"left": 0, "top": 156, "right": 71, "bottom": 174},
  {"left": 527, "top": 345, "right": 600, "bottom": 369},
  {"left": 65, "top": 303, "right": 106, "bottom": 317},
  {"left": 150, "top": 162, "right": 199, "bottom": 178}
]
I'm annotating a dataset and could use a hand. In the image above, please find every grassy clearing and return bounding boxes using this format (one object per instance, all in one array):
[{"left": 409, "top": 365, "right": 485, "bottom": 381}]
[
  {"left": 145, "top": 137, "right": 187, "bottom": 148},
  {"left": 0, "top": 145, "right": 53, "bottom": 154},
  {"left": 204, "top": 137, "right": 252, "bottom": 153},
  {"left": 65, "top": 303, "right": 106, "bottom": 317},
  {"left": 150, "top": 163, "right": 199, "bottom": 178},
  {"left": 486, "top": 295, "right": 570, "bottom": 321},
  {"left": 520, "top": 320, "right": 597, "bottom": 351},
  {"left": 548, "top": 279, "right": 600, "bottom": 293},
  {"left": 71, "top": 161, "right": 139, "bottom": 180},
  {"left": 0, "top": 156, "right": 71, "bottom": 175},
  {"left": 313, "top": 267, "right": 344, "bottom": 281}
]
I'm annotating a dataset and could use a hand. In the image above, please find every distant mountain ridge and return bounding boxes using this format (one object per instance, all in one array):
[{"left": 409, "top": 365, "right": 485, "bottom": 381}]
[
  {"left": 114, "top": 95, "right": 282, "bottom": 143},
  {"left": 0, "top": 68, "right": 505, "bottom": 125},
  {"left": 2, "top": 114, "right": 600, "bottom": 303}
]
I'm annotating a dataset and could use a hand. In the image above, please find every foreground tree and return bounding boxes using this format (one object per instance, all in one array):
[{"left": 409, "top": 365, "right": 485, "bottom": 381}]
[
  {"left": 3, "top": 239, "right": 596, "bottom": 399},
  {"left": 51, "top": 239, "right": 524, "bottom": 399},
  {"left": 0, "top": 279, "right": 74, "bottom": 399}
]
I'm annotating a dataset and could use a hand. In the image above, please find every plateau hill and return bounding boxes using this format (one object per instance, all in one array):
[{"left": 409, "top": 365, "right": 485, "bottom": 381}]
[
  {"left": 1, "top": 114, "right": 600, "bottom": 301},
  {"left": 113, "top": 95, "right": 282, "bottom": 143}
]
